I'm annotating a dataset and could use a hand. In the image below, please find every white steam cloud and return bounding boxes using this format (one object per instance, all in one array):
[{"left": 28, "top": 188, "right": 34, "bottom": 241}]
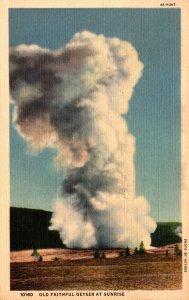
[
  {"left": 175, "top": 225, "right": 182, "bottom": 238},
  {"left": 10, "top": 31, "right": 156, "bottom": 248}
]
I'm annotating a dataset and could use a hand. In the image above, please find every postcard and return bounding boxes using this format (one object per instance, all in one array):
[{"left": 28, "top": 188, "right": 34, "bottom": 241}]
[{"left": 0, "top": 0, "right": 189, "bottom": 299}]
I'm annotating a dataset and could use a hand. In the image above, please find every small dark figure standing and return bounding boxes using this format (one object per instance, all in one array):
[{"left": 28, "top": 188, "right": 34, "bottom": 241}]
[{"left": 38, "top": 255, "right": 43, "bottom": 262}]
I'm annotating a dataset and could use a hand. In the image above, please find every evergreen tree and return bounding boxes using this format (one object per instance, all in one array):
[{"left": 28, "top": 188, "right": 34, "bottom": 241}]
[
  {"left": 94, "top": 250, "right": 100, "bottom": 258},
  {"left": 174, "top": 244, "right": 180, "bottom": 256},
  {"left": 31, "top": 249, "right": 40, "bottom": 257},
  {"left": 139, "top": 241, "right": 146, "bottom": 254},
  {"left": 134, "top": 247, "right": 139, "bottom": 255},
  {"left": 125, "top": 246, "right": 131, "bottom": 256},
  {"left": 101, "top": 252, "right": 106, "bottom": 259}
]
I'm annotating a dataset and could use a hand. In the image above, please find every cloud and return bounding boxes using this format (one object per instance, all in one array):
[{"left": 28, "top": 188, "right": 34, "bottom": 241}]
[{"left": 10, "top": 31, "right": 156, "bottom": 248}]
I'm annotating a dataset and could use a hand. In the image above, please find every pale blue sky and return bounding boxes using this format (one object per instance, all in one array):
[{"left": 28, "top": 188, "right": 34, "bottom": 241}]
[{"left": 9, "top": 8, "right": 181, "bottom": 222}]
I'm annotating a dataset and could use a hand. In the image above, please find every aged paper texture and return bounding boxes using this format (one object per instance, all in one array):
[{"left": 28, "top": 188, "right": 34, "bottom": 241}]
[{"left": 0, "top": 0, "right": 189, "bottom": 299}]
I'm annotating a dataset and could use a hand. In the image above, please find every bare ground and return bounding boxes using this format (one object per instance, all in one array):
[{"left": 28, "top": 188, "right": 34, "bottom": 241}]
[{"left": 10, "top": 248, "right": 182, "bottom": 290}]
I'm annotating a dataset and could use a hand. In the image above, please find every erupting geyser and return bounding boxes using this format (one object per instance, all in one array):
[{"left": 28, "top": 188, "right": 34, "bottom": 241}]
[{"left": 10, "top": 31, "right": 156, "bottom": 249}]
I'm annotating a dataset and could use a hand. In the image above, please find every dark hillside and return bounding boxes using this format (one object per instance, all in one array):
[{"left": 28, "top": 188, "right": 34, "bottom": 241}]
[
  {"left": 10, "top": 207, "right": 181, "bottom": 251},
  {"left": 10, "top": 207, "right": 65, "bottom": 251},
  {"left": 151, "top": 222, "right": 182, "bottom": 247}
]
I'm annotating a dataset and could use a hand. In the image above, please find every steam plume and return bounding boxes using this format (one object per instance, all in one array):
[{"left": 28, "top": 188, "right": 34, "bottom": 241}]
[
  {"left": 10, "top": 31, "right": 156, "bottom": 248},
  {"left": 175, "top": 225, "right": 182, "bottom": 239}
]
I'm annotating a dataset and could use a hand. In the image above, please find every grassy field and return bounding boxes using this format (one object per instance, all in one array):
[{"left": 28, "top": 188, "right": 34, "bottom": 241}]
[{"left": 11, "top": 253, "right": 182, "bottom": 290}]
